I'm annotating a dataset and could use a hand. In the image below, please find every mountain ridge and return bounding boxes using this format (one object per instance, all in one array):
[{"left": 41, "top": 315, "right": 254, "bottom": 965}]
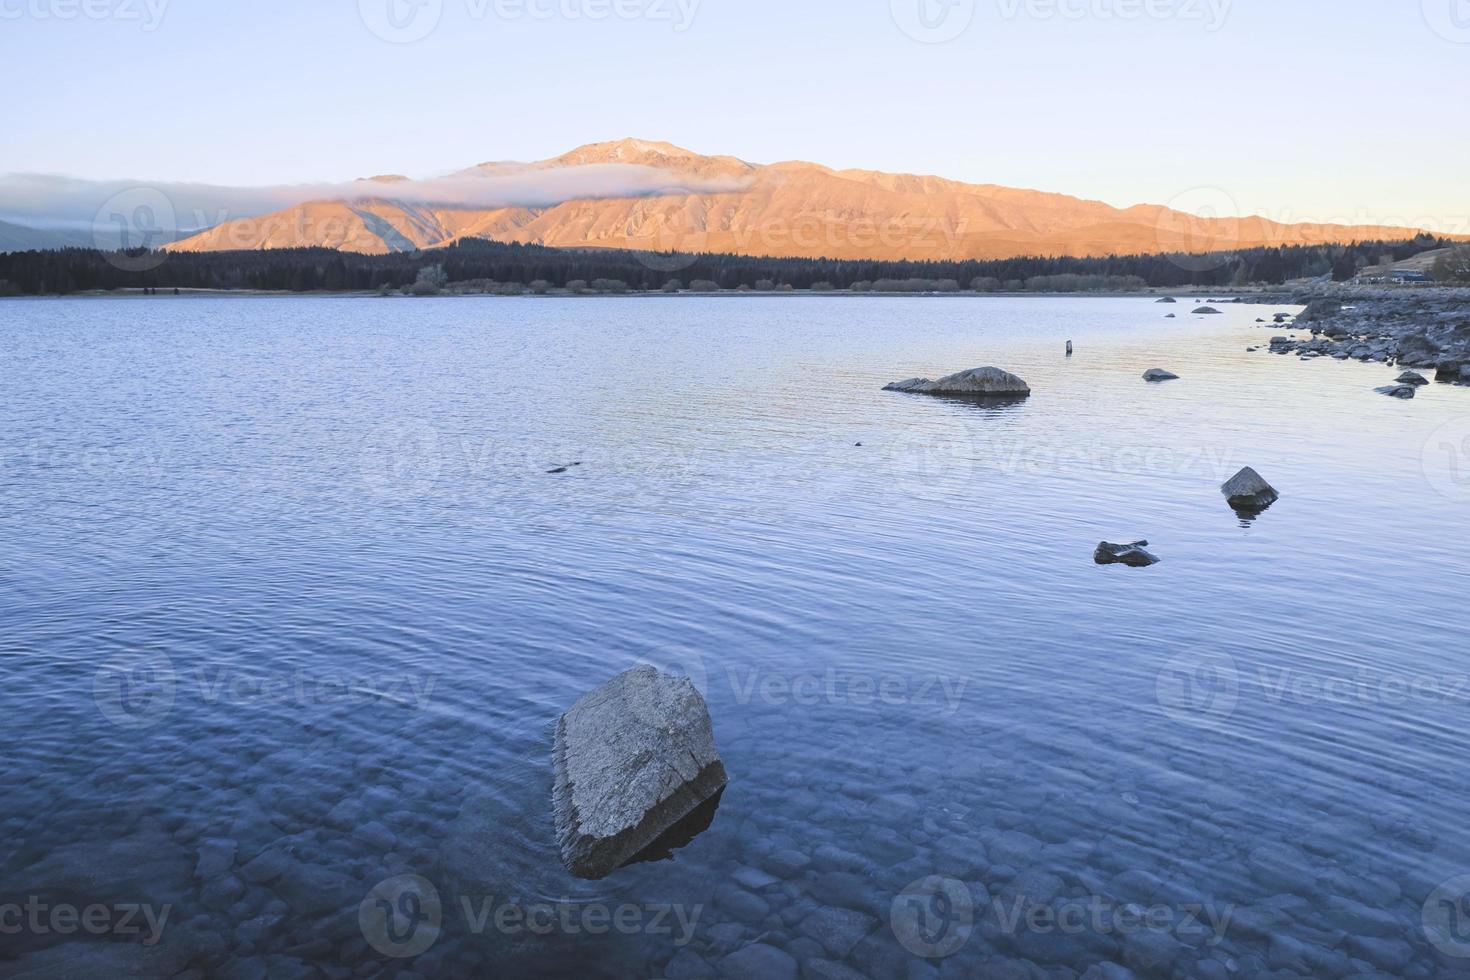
[{"left": 165, "top": 138, "right": 1446, "bottom": 261}]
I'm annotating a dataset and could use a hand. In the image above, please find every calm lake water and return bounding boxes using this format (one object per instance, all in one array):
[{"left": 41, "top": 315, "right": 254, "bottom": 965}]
[{"left": 3, "top": 295, "right": 1470, "bottom": 979}]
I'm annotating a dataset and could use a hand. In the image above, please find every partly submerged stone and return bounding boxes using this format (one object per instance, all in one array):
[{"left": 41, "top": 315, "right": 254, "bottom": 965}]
[
  {"left": 1193, "top": 306, "right": 1222, "bottom": 315},
  {"left": 1396, "top": 370, "right": 1429, "bottom": 386},
  {"left": 883, "top": 366, "right": 1030, "bottom": 397},
  {"left": 553, "top": 666, "right": 728, "bottom": 880},
  {"left": 1156, "top": 297, "right": 1177, "bottom": 304},
  {"left": 1094, "top": 541, "right": 1161, "bottom": 567},
  {"left": 1143, "top": 369, "right": 1180, "bottom": 382},
  {"left": 1375, "top": 384, "right": 1417, "bottom": 400},
  {"left": 1221, "top": 467, "right": 1279, "bottom": 511}
]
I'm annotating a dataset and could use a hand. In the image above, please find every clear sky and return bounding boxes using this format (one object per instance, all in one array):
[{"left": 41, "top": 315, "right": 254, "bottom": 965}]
[{"left": 3, "top": 0, "right": 1467, "bottom": 230}]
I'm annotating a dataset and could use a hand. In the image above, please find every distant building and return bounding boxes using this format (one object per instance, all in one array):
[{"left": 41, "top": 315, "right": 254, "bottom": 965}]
[{"left": 1353, "top": 268, "right": 1434, "bottom": 285}]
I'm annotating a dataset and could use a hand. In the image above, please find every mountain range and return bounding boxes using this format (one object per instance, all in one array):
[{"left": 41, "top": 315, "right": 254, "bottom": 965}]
[{"left": 10, "top": 140, "right": 1450, "bottom": 262}]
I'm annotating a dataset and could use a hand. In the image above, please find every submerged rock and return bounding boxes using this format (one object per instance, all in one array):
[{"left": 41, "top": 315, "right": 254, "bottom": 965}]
[
  {"left": 1375, "top": 384, "right": 1417, "bottom": 399},
  {"left": 883, "top": 366, "right": 1031, "bottom": 397},
  {"left": 1095, "top": 541, "right": 1161, "bottom": 567},
  {"left": 1221, "top": 467, "right": 1279, "bottom": 511},
  {"left": 553, "top": 665, "right": 728, "bottom": 880},
  {"left": 1143, "top": 369, "right": 1180, "bottom": 382}
]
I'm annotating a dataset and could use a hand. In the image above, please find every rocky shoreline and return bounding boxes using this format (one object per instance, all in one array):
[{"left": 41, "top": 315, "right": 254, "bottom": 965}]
[{"left": 1246, "top": 289, "right": 1470, "bottom": 386}]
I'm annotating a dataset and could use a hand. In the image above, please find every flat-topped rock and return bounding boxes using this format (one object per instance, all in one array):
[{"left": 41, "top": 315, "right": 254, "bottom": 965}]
[
  {"left": 1221, "top": 466, "right": 1278, "bottom": 511},
  {"left": 884, "top": 366, "right": 1031, "bottom": 397},
  {"left": 1095, "top": 541, "right": 1160, "bottom": 567},
  {"left": 1193, "top": 306, "right": 1222, "bottom": 315},
  {"left": 553, "top": 666, "right": 728, "bottom": 880},
  {"left": 1143, "top": 369, "right": 1180, "bottom": 382}
]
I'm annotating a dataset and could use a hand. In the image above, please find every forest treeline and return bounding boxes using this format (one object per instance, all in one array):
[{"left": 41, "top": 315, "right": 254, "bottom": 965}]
[{"left": 0, "top": 234, "right": 1455, "bottom": 296}]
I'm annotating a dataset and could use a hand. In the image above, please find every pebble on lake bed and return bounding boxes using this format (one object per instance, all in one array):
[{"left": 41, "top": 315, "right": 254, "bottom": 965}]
[{"left": 553, "top": 665, "right": 728, "bottom": 880}]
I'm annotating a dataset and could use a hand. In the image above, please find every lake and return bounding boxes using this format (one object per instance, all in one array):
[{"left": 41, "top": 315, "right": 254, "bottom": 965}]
[{"left": 3, "top": 294, "right": 1469, "bottom": 978}]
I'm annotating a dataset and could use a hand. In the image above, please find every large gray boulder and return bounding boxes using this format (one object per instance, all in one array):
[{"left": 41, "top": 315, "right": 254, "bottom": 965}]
[
  {"left": 553, "top": 666, "right": 728, "bottom": 880},
  {"left": 1221, "top": 467, "right": 1279, "bottom": 511},
  {"left": 883, "top": 366, "right": 1031, "bottom": 397}
]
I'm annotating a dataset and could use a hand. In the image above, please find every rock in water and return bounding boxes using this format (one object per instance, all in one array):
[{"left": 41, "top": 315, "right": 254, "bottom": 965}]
[
  {"left": 1095, "top": 541, "right": 1161, "bottom": 567},
  {"left": 1221, "top": 467, "right": 1279, "bottom": 511},
  {"left": 553, "top": 666, "right": 728, "bottom": 880},
  {"left": 1193, "top": 306, "right": 1222, "bottom": 315},
  {"left": 1143, "top": 369, "right": 1180, "bottom": 382},
  {"left": 883, "top": 366, "right": 1031, "bottom": 397},
  {"left": 1397, "top": 370, "right": 1429, "bottom": 386},
  {"left": 1156, "top": 297, "right": 1177, "bottom": 304},
  {"left": 1375, "top": 384, "right": 1417, "bottom": 399}
]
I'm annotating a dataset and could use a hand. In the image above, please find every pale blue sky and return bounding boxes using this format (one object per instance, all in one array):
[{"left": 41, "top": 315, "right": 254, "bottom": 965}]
[{"left": 3, "top": 0, "right": 1467, "bottom": 229}]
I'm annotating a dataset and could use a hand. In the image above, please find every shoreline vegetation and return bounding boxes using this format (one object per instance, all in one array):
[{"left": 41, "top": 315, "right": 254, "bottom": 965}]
[{"left": 3, "top": 236, "right": 1468, "bottom": 299}]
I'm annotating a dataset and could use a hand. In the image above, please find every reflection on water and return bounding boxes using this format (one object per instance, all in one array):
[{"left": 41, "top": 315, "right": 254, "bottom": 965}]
[{"left": 2, "top": 295, "right": 1470, "bottom": 977}]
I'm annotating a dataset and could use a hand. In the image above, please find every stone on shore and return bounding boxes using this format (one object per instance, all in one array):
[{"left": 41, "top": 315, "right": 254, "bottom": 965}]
[
  {"left": 1396, "top": 370, "right": 1429, "bottom": 386},
  {"left": 553, "top": 665, "right": 728, "bottom": 880},
  {"left": 1143, "top": 369, "right": 1180, "bottom": 382},
  {"left": 1193, "top": 306, "right": 1222, "bottom": 314},
  {"left": 1221, "top": 467, "right": 1279, "bottom": 511},
  {"left": 1095, "top": 541, "right": 1161, "bottom": 567},
  {"left": 883, "top": 366, "right": 1031, "bottom": 397},
  {"left": 1375, "top": 385, "right": 1417, "bottom": 399}
]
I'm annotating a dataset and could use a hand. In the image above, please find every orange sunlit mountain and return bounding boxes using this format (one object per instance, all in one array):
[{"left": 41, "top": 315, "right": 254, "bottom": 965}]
[{"left": 166, "top": 139, "right": 1439, "bottom": 261}]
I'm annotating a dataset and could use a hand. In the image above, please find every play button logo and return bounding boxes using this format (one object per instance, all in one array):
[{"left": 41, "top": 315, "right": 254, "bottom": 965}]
[{"left": 892, "top": 0, "right": 975, "bottom": 42}]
